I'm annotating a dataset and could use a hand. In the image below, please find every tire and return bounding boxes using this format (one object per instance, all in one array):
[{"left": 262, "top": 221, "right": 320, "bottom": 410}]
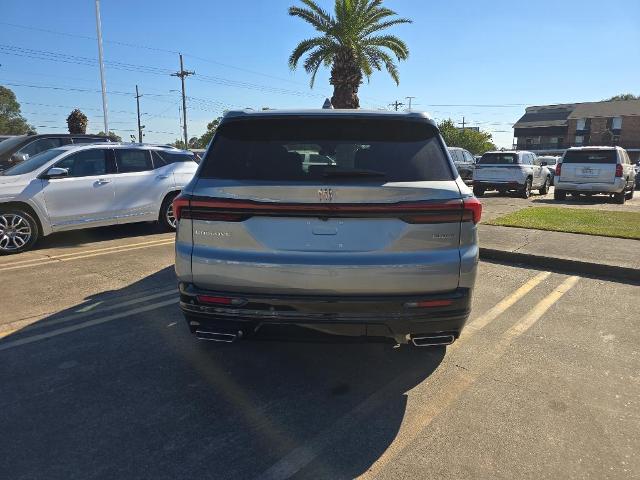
[
  {"left": 625, "top": 184, "right": 635, "bottom": 200},
  {"left": 159, "top": 192, "right": 179, "bottom": 231},
  {"left": 520, "top": 178, "right": 532, "bottom": 199},
  {"left": 473, "top": 186, "right": 485, "bottom": 197},
  {"left": 539, "top": 177, "right": 549, "bottom": 195},
  {"left": 0, "top": 208, "right": 40, "bottom": 255},
  {"left": 613, "top": 190, "right": 626, "bottom": 204},
  {"left": 554, "top": 189, "right": 566, "bottom": 201}
]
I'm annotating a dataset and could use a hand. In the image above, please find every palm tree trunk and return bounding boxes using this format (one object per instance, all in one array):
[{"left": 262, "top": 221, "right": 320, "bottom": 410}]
[{"left": 330, "top": 50, "right": 362, "bottom": 109}]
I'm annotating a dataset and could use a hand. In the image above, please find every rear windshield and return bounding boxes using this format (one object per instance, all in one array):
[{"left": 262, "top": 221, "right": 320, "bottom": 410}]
[
  {"left": 479, "top": 153, "right": 518, "bottom": 165},
  {"left": 199, "top": 118, "right": 453, "bottom": 182},
  {"left": 562, "top": 150, "right": 617, "bottom": 164}
]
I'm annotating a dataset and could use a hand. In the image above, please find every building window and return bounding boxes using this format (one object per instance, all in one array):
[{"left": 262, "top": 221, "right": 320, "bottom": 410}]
[
  {"left": 575, "top": 135, "right": 584, "bottom": 146},
  {"left": 558, "top": 137, "right": 564, "bottom": 146},
  {"left": 549, "top": 137, "right": 558, "bottom": 144},
  {"left": 576, "top": 118, "right": 586, "bottom": 130},
  {"left": 613, "top": 135, "right": 620, "bottom": 145},
  {"left": 612, "top": 117, "right": 622, "bottom": 130}
]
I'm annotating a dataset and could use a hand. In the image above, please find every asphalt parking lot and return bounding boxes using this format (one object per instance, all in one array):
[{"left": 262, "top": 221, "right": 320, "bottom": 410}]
[{"left": 1, "top": 224, "right": 639, "bottom": 479}]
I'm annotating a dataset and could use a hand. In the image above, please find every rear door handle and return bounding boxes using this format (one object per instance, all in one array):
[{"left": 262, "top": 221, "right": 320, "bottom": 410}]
[
  {"left": 156, "top": 174, "right": 169, "bottom": 180},
  {"left": 96, "top": 179, "right": 111, "bottom": 185}
]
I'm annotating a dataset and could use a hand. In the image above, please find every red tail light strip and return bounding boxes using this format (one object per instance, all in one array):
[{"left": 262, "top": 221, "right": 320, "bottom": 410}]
[{"left": 175, "top": 195, "right": 482, "bottom": 224}]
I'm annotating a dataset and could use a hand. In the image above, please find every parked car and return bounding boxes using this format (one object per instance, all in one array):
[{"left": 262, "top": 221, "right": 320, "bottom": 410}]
[
  {"left": 0, "top": 134, "right": 111, "bottom": 172},
  {"left": 473, "top": 150, "right": 551, "bottom": 198},
  {"left": 0, "top": 144, "right": 198, "bottom": 254},
  {"left": 173, "top": 109, "right": 481, "bottom": 347},
  {"left": 635, "top": 160, "right": 640, "bottom": 188},
  {"left": 536, "top": 155, "right": 561, "bottom": 186},
  {"left": 447, "top": 147, "right": 475, "bottom": 182},
  {"left": 553, "top": 146, "right": 636, "bottom": 204}
]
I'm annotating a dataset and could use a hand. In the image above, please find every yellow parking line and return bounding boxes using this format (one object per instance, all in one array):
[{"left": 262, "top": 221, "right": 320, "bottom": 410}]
[
  {"left": 357, "top": 275, "right": 580, "bottom": 480},
  {"left": 0, "top": 298, "right": 179, "bottom": 352},
  {"left": 0, "top": 239, "right": 174, "bottom": 272}
]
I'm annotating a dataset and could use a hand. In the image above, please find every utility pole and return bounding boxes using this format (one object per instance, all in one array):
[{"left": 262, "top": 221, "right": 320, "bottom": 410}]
[
  {"left": 405, "top": 96, "right": 416, "bottom": 110},
  {"left": 389, "top": 100, "right": 405, "bottom": 111},
  {"left": 94, "top": 0, "right": 109, "bottom": 135},
  {"left": 135, "top": 85, "right": 144, "bottom": 143},
  {"left": 171, "top": 54, "right": 195, "bottom": 147},
  {"left": 458, "top": 116, "right": 466, "bottom": 130}
]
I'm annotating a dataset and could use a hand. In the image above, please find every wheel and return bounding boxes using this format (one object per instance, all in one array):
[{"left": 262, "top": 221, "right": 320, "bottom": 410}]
[
  {"left": 520, "top": 178, "right": 532, "bottom": 199},
  {"left": 0, "top": 208, "right": 39, "bottom": 254},
  {"left": 554, "top": 189, "right": 566, "bottom": 200},
  {"left": 159, "top": 192, "right": 179, "bottom": 231},
  {"left": 473, "top": 186, "right": 485, "bottom": 197},
  {"left": 625, "top": 184, "right": 635, "bottom": 200},
  {"left": 539, "top": 177, "right": 549, "bottom": 195},
  {"left": 613, "top": 190, "right": 626, "bottom": 204}
]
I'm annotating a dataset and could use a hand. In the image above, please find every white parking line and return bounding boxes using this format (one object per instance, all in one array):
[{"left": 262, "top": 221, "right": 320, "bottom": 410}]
[
  {"left": 256, "top": 274, "right": 579, "bottom": 480},
  {"left": 0, "top": 298, "right": 179, "bottom": 352},
  {"left": 0, "top": 239, "right": 174, "bottom": 272}
]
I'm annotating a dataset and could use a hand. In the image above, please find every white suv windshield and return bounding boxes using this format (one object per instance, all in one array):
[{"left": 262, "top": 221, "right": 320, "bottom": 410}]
[{"left": 2, "top": 148, "right": 64, "bottom": 176}]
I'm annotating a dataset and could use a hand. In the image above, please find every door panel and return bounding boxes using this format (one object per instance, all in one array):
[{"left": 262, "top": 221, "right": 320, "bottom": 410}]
[
  {"left": 112, "top": 149, "right": 173, "bottom": 223},
  {"left": 42, "top": 149, "right": 117, "bottom": 230}
]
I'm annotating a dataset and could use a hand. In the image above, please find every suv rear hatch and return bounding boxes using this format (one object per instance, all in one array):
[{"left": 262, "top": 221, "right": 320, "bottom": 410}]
[
  {"left": 474, "top": 153, "right": 522, "bottom": 182},
  {"left": 178, "top": 115, "right": 476, "bottom": 296},
  {"left": 560, "top": 149, "right": 618, "bottom": 184}
]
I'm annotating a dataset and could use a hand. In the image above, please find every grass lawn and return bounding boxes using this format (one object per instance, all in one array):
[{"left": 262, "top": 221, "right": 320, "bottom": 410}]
[{"left": 487, "top": 207, "right": 640, "bottom": 240}]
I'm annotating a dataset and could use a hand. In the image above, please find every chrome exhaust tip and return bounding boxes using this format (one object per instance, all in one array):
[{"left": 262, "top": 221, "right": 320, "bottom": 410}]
[
  {"left": 411, "top": 334, "right": 455, "bottom": 347},
  {"left": 195, "top": 330, "right": 241, "bottom": 343}
]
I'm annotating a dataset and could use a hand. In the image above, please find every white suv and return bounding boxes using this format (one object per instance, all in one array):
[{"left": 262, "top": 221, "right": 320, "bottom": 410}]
[
  {"left": 554, "top": 147, "right": 636, "bottom": 204},
  {"left": 0, "top": 143, "right": 198, "bottom": 254},
  {"left": 473, "top": 150, "right": 551, "bottom": 198}
]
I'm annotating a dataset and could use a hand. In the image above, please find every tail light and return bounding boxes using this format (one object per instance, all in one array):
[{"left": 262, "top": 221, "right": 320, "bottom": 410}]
[
  {"left": 196, "top": 295, "right": 245, "bottom": 306},
  {"left": 463, "top": 197, "right": 482, "bottom": 224},
  {"left": 172, "top": 196, "right": 474, "bottom": 224},
  {"left": 615, "top": 164, "right": 623, "bottom": 177},
  {"left": 405, "top": 299, "right": 454, "bottom": 308},
  {"left": 555, "top": 163, "right": 562, "bottom": 176}
]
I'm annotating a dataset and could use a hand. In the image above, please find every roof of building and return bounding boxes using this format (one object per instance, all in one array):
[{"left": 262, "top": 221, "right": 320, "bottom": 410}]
[{"left": 514, "top": 99, "right": 640, "bottom": 128}]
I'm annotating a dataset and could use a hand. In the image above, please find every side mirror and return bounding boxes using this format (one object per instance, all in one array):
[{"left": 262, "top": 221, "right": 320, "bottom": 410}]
[
  {"left": 44, "top": 167, "right": 69, "bottom": 179},
  {"left": 10, "top": 152, "right": 28, "bottom": 164},
  {"left": 540, "top": 161, "right": 548, "bottom": 166}
]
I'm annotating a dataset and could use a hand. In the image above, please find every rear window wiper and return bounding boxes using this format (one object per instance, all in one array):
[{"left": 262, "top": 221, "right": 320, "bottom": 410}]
[{"left": 321, "top": 169, "right": 387, "bottom": 178}]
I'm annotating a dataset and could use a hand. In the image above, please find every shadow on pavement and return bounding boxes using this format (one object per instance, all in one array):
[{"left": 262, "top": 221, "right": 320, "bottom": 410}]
[
  {"left": 0, "top": 267, "right": 445, "bottom": 480},
  {"left": 531, "top": 196, "right": 614, "bottom": 206},
  {"left": 35, "top": 222, "right": 168, "bottom": 251}
]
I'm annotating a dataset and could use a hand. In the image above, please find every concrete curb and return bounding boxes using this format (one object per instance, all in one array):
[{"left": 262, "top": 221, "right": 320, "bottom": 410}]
[{"left": 479, "top": 248, "right": 640, "bottom": 283}]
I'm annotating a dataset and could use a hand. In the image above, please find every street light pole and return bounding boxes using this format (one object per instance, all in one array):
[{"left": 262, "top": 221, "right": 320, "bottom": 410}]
[{"left": 94, "top": 0, "right": 109, "bottom": 135}]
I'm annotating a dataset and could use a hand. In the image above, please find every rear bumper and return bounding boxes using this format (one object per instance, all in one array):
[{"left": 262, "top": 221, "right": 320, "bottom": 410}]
[
  {"left": 555, "top": 179, "right": 625, "bottom": 193},
  {"left": 178, "top": 282, "right": 471, "bottom": 344},
  {"left": 473, "top": 180, "right": 524, "bottom": 190}
]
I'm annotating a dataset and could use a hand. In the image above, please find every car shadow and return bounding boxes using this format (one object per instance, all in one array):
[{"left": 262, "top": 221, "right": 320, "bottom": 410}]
[
  {"left": 35, "top": 222, "right": 169, "bottom": 250},
  {"left": 531, "top": 196, "right": 614, "bottom": 206},
  {"left": 0, "top": 267, "right": 445, "bottom": 480}
]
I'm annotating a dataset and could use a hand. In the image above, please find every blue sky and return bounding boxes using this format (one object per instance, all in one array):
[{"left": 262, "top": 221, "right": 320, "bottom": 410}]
[{"left": 1, "top": 0, "right": 639, "bottom": 147}]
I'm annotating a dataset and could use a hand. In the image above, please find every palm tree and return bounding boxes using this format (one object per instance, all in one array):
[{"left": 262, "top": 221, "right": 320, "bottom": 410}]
[{"left": 288, "top": 0, "right": 411, "bottom": 109}]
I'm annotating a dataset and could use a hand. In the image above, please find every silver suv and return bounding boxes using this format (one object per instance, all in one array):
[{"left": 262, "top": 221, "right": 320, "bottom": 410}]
[
  {"left": 473, "top": 150, "right": 551, "bottom": 198},
  {"left": 554, "top": 146, "right": 636, "bottom": 204},
  {"left": 174, "top": 110, "right": 481, "bottom": 347}
]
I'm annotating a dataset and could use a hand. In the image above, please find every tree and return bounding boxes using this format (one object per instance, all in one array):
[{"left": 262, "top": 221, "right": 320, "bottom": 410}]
[
  {"left": 197, "top": 117, "right": 221, "bottom": 148},
  {"left": 604, "top": 93, "right": 639, "bottom": 101},
  {"left": 172, "top": 139, "right": 187, "bottom": 149},
  {"left": 288, "top": 0, "right": 411, "bottom": 109},
  {"left": 0, "top": 86, "right": 35, "bottom": 135},
  {"left": 437, "top": 119, "right": 496, "bottom": 155},
  {"left": 67, "top": 109, "right": 88, "bottom": 134},
  {"left": 97, "top": 131, "right": 122, "bottom": 142}
]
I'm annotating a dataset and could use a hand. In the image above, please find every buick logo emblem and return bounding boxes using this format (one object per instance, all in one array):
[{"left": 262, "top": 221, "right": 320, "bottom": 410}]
[{"left": 318, "top": 188, "right": 333, "bottom": 202}]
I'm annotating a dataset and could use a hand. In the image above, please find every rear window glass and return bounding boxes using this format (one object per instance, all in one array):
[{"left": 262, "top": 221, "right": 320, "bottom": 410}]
[
  {"left": 199, "top": 118, "right": 453, "bottom": 183},
  {"left": 479, "top": 153, "right": 518, "bottom": 165},
  {"left": 153, "top": 150, "right": 196, "bottom": 166},
  {"left": 562, "top": 150, "right": 617, "bottom": 164}
]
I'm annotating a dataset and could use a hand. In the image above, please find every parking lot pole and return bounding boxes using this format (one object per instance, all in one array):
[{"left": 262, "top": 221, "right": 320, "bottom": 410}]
[{"left": 94, "top": 0, "right": 109, "bottom": 135}]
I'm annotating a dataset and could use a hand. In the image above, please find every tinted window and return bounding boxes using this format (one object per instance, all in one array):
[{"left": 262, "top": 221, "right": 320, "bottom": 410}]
[
  {"left": 19, "top": 138, "right": 64, "bottom": 157},
  {"left": 115, "top": 149, "right": 152, "bottom": 172},
  {"left": 0, "top": 136, "right": 29, "bottom": 155},
  {"left": 54, "top": 149, "right": 109, "bottom": 177},
  {"left": 2, "top": 149, "right": 65, "bottom": 176},
  {"left": 563, "top": 150, "right": 617, "bottom": 164},
  {"left": 448, "top": 148, "right": 461, "bottom": 163},
  {"left": 479, "top": 153, "right": 518, "bottom": 165},
  {"left": 463, "top": 151, "right": 474, "bottom": 163},
  {"left": 72, "top": 137, "right": 109, "bottom": 145},
  {"left": 152, "top": 150, "right": 195, "bottom": 167},
  {"left": 201, "top": 118, "right": 453, "bottom": 183}
]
